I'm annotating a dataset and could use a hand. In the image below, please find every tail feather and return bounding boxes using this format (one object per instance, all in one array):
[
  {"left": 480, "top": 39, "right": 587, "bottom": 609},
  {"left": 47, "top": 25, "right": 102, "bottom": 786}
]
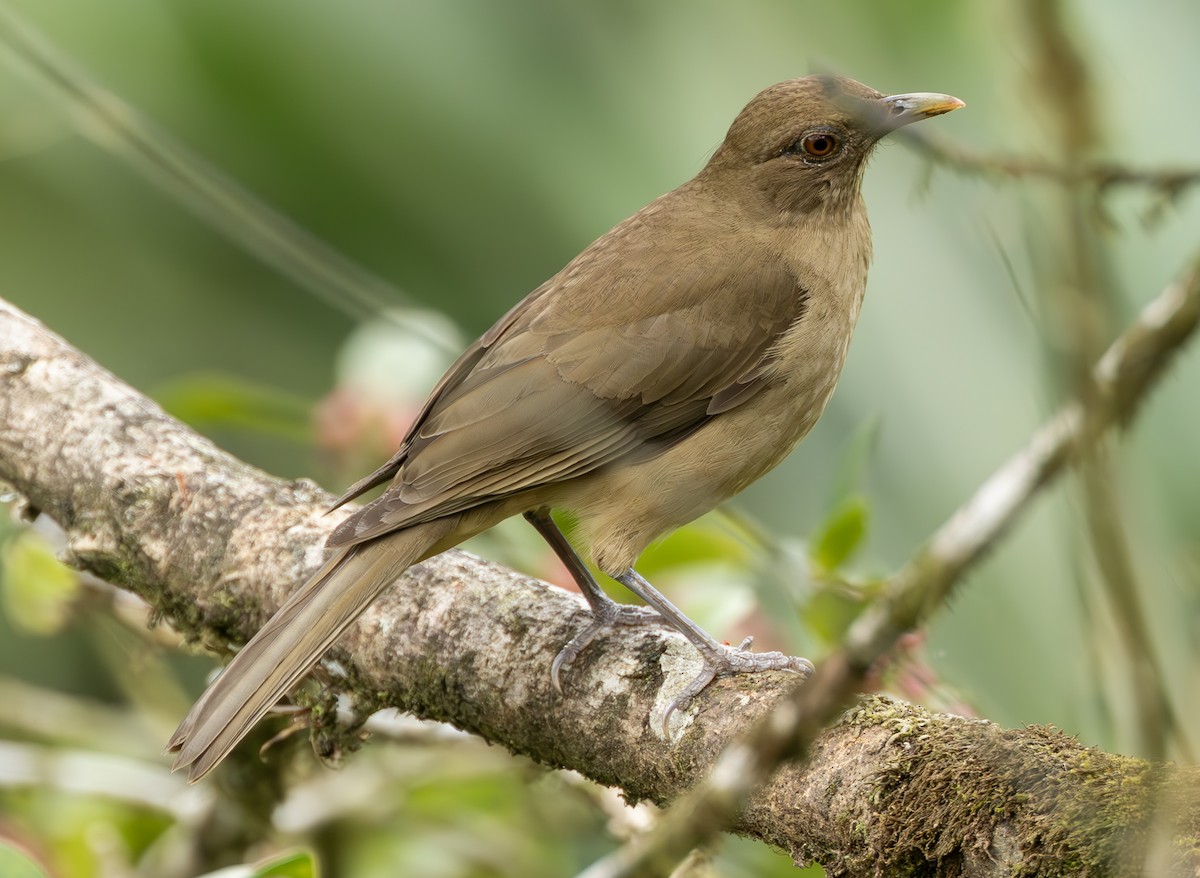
[{"left": 168, "top": 520, "right": 454, "bottom": 782}]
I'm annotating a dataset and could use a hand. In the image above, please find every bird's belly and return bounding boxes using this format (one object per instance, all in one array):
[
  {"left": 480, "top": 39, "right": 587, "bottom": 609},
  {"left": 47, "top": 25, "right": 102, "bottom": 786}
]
[
  {"left": 680, "top": 373, "right": 837, "bottom": 498},
  {"left": 560, "top": 369, "right": 840, "bottom": 575}
]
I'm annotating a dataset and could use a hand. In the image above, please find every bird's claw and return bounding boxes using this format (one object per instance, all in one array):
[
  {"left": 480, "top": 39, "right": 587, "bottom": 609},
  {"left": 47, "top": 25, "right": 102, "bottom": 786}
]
[
  {"left": 551, "top": 602, "right": 660, "bottom": 693},
  {"left": 551, "top": 598, "right": 815, "bottom": 740},
  {"left": 660, "top": 639, "right": 814, "bottom": 736}
]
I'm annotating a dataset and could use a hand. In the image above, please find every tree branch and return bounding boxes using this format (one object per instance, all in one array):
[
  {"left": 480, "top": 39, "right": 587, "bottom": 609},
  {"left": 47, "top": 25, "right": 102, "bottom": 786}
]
[{"left": 1, "top": 295, "right": 1198, "bottom": 874}]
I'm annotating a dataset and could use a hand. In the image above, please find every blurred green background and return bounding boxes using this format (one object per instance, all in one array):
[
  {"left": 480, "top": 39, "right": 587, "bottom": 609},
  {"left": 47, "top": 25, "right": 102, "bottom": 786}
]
[{"left": 0, "top": 0, "right": 1198, "bottom": 875}]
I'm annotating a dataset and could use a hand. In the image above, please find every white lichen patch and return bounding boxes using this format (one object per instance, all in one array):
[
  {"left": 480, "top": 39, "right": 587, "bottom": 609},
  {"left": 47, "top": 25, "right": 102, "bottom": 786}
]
[{"left": 653, "top": 637, "right": 706, "bottom": 740}]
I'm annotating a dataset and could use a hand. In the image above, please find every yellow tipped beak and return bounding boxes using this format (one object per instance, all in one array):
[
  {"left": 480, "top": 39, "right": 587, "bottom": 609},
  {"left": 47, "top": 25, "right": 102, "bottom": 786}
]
[{"left": 880, "top": 92, "right": 966, "bottom": 128}]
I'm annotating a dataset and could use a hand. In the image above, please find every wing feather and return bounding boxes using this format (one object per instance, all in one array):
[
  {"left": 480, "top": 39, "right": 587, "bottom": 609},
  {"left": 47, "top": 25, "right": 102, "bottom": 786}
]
[{"left": 328, "top": 199, "right": 808, "bottom": 548}]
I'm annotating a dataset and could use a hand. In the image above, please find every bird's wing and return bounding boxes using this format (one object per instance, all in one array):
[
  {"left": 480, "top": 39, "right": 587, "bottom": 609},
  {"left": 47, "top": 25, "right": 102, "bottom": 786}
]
[{"left": 328, "top": 207, "right": 808, "bottom": 547}]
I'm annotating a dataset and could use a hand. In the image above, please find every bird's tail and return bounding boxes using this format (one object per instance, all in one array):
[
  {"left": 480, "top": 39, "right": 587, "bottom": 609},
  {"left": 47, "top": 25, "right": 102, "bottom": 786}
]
[{"left": 168, "top": 518, "right": 456, "bottom": 782}]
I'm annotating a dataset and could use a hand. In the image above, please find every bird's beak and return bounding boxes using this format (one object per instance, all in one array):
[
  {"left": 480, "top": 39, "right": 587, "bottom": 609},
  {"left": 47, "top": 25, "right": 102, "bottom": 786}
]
[{"left": 877, "top": 92, "right": 966, "bottom": 132}]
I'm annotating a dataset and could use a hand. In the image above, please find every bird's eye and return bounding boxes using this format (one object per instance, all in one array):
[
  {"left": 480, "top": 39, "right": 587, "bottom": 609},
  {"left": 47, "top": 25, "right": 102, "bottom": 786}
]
[
  {"left": 800, "top": 132, "right": 840, "bottom": 157},
  {"left": 785, "top": 131, "right": 842, "bottom": 160}
]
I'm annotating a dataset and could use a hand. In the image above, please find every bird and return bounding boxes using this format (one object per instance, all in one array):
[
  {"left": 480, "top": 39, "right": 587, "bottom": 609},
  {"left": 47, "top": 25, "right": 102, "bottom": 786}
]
[{"left": 168, "top": 75, "right": 964, "bottom": 781}]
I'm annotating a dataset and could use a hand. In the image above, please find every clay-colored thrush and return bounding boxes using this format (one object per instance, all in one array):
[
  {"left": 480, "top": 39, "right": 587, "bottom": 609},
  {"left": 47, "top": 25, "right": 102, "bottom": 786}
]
[{"left": 169, "top": 75, "right": 963, "bottom": 781}]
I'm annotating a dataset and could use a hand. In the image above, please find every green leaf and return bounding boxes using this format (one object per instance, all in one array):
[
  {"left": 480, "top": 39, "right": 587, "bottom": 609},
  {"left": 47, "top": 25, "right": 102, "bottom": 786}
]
[
  {"left": 253, "top": 851, "right": 318, "bottom": 878},
  {"left": 0, "top": 842, "right": 51, "bottom": 878},
  {"left": 809, "top": 495, "right": 870, "bottom": 573},
  {"left": 154, "top": 371, "right": 313, "bottom": 442},
  {"left": 805, "top": 583, "right": 870, "bottom": 644},
  {"left": 636, "top": 512, "right": 752, "bottom": 578},
  {"left": 196, "top": 850, "right": 318, "bottom": 878},
  {"left": 0, "top": 530, "right": 79, "bottom": 634}
]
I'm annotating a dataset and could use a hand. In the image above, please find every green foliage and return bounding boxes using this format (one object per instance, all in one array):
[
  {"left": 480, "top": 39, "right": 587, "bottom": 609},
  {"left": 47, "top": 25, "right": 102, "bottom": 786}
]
[
  {"left": 799, "top": 417, "right": 880, "bottom": 644},
  {"left": 0, "top": 530, "right": 78, "bottom": 635},
  {"left": 803, "top": 574, "right": 883, "bottom": 648},
  {"left": 637, "top": 513, "right": 754, "bottom": 578},
  {"left": 809, "top": 494, "right": 870, "bottom": 574},
  {"left": 155, "top": 372, "right": 314, "bottom": 442},
  {"left": 0, "top": 842, "right": 51, "bottom": 878},
  {"left": 0, "top": 791, "right": 174, "bottom": 878},
  {"left": 249, "top": 850, "right": 318, "bottom": 878},
  {"left": 192, "top": 851, "right": 318, "bottom": 878}
]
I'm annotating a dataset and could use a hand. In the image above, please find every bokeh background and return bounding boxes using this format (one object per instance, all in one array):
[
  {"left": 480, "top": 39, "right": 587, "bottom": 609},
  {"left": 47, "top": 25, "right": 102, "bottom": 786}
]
[{"left": 1, "top": 1, "right": 1198, "bottom": 876}]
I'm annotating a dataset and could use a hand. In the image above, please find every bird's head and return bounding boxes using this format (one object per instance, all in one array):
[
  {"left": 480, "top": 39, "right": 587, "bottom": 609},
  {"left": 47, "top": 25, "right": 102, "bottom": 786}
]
[{"left": 706, "top": 75, "right": 964, "bottom": 219}]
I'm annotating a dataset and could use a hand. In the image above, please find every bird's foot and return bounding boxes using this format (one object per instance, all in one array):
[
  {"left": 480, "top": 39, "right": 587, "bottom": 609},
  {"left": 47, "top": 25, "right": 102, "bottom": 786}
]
[
  {"left": 551, "top": 599, "right": 660, "bottom": 693},
  {"left": 662, "top": 636, "right": 814, "bottom": 735}
]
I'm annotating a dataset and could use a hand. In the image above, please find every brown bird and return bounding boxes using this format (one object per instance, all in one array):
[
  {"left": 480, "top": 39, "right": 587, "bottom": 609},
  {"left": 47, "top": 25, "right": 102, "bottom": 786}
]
[{"left": 169, "top": 75, "right": 963, "bottom": 781}]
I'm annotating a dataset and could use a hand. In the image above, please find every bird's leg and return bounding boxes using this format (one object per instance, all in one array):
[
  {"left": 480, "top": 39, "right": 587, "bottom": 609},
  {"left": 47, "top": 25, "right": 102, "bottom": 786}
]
[
  {"left": 614, "top": 568, "right": 814, "bottom": 733},
  {"left": 523, "top": 509, "right": 660, "bottom": 692}
]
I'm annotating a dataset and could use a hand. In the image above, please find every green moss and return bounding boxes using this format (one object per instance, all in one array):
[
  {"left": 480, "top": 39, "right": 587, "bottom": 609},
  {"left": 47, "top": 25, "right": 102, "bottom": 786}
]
[{"left": 841, "top": 696, "right": 1184, "bottom": 876}]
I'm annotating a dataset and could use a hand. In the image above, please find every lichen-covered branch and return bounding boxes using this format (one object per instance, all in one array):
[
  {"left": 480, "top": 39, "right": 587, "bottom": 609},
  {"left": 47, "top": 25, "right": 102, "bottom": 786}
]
[{"left": 2, "top": 296, "right": 1199, "bottom": 874}]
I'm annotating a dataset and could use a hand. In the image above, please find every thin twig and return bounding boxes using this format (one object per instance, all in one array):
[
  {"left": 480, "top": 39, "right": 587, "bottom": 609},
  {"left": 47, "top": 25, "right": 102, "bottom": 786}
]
[
  {"left": 899, "top": 127, "right": 1200, "bottom": 197},
  {"left": 0, "top": 2, "right": 452, "bottom": 345}
]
